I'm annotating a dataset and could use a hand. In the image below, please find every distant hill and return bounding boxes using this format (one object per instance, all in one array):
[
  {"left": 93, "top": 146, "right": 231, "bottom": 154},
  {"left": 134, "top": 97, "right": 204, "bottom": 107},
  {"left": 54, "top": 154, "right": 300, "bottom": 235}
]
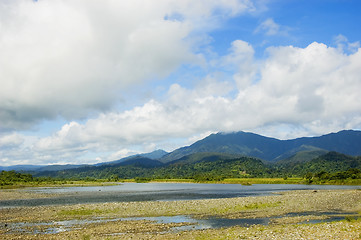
[
  {"left": 113, "top": 156, "right": 164, "bottom": 168},
  {"left": 0, "top": 150, "right": 168, "bottom": 172},
  {"left": 95, "top": 149, "right": 168, "bottom": 166},
  {"left": 35, "top": 154, "right": 269, "bottom": 180},
  {"left": 0, "top": 165, "right": 45, "bottom": 172},
  {"left": 160, "top": 130, "right": 361, "bottom": 163},
  {"left": 0, "top": 164, "right": 88, "bottom": 172},
  {"left": 166, "top": 152, "right": 244, "bottom": 166},
  {"left": 3, "top": 130, "right": 361, "bottom": 180},
  {"left": 286, "top": 152, "right": 361, "bottom": 176},
  {"left": 35, "top": 155, "right": 164, "bottom": 179},
  {"left": 274, "top": 145, "right": 329, "bottom": 166},
  {"left": 33, "top": 151, "right": 361, "bottom": 180}
]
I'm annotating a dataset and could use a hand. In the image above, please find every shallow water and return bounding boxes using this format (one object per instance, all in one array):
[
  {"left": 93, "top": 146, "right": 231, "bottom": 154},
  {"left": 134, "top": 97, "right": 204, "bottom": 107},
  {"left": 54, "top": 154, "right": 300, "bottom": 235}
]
[
  {"left": 2, "top": 212, "right": 358, "bottom": 235},
  {"left": 1, "top": 183, "right": 360, "bottom": 207}
]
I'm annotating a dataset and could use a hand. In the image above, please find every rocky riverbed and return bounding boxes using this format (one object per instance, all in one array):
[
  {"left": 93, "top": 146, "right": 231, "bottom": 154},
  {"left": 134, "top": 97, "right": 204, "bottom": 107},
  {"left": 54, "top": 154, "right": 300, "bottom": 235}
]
[{"left": 0, "top": 189, "right": 361, "bottom": 239}]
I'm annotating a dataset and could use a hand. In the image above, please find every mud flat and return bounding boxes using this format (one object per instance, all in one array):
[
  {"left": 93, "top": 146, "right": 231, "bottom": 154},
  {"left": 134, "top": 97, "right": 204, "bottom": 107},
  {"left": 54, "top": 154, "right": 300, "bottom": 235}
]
[{"left": 0, "top": 189, "right": 361, "bottom": 239}]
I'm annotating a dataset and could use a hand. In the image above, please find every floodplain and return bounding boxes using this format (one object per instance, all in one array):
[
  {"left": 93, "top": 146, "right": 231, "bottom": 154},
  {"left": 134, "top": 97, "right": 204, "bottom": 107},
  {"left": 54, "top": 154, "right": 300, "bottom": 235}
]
[{"left": 1, "top": 183, "right": 361, "bottom": 239}]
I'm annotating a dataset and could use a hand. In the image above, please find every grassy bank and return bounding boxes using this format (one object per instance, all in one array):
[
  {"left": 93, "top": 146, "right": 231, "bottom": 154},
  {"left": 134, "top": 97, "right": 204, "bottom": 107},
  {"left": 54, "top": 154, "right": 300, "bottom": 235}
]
[
  {"left": 125, "top": 177, "right": 361, "bottom": 185},
  {"left": 2, "top": 177, "right": 361, "bottom": 189},
  {"left": 0, "top": 180, "right": 117, "bottom": 189},
  {"left": 221, "top": 177, "right": 304, "bottom": 184}
]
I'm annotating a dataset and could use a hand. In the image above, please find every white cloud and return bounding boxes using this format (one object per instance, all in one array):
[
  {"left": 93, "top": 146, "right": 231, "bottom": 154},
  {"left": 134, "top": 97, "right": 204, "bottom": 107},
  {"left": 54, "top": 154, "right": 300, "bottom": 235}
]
[
  {"left": 221, "top": 40, "right": 257, "bottom": 89},
  {"left": 22, "top": 40, "right": 361, "bottom": 164},
  {"left": 255, "top": 18, "right": 289, "bottom": 36},
  {"left": 108, "top": 149, "right": 141, "bottom": 162},
  {"left": 0, "top": 133, "right": 24, "bottom": 149},
  {"left": 334, "top": 34, "right": 360, "bottom": 54},
  {"left": 0, "top": 0, "right": 253, "bottom": 131}
]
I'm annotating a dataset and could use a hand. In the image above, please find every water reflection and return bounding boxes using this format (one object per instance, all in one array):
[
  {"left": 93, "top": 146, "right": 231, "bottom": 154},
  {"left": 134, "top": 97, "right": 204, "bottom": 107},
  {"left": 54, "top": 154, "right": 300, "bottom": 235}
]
[{"left": 1, "top": 183, "right": 360, "bottom": 208}]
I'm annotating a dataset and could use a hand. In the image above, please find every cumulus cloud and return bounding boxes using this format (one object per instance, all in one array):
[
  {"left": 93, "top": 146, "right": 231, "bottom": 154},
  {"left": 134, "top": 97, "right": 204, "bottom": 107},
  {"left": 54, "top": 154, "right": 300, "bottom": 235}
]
[
  {"left": 0, "top": 0, "right": 253, "bottom": 131},
  {"left": 21, "top": 40, "right": 361, "bottom": 164}
]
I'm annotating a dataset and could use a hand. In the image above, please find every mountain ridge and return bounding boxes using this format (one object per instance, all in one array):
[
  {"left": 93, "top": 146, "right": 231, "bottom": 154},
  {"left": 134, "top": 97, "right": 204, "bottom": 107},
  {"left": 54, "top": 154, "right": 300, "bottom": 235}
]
[
  {"left": 1, "top": 130, "right": 360, "bottom": 172},
  {"left": 160, "top": 130, "right": 361, "bottom": 163}
]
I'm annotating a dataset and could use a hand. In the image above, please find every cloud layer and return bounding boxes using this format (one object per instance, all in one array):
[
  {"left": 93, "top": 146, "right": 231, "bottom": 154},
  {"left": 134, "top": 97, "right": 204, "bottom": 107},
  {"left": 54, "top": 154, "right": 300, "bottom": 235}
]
[
  {"left": 2, "top": 39, "right": 361, "bottom": 165},
  {"left": 0, "top": 0, "right": 253, "bottom": 131}
]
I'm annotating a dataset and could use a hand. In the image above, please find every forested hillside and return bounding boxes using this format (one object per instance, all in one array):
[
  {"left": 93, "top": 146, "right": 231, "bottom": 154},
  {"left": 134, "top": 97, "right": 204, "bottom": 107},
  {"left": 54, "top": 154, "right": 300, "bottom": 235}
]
[{"left": 33, "top": 152, "right": 361, "bottom": 182}]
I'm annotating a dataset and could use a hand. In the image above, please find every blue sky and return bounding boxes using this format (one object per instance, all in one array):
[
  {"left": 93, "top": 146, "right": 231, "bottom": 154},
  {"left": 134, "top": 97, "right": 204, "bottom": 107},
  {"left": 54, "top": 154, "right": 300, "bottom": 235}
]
[{"left": 1, "top": 0, "right": 361, "bottom": 166}]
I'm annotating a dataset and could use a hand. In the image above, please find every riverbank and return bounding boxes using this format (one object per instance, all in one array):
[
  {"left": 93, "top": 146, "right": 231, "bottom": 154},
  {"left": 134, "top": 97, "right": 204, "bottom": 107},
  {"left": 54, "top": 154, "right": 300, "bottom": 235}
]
[
  {"left": 131, "top": 177, "right": 361, "bottom": 185},
  {"left": 0, "top": 189, "right": 360, "bottom": 239},
  {"left": 2, "top": 177, "right": 361, "bottom": 190}
]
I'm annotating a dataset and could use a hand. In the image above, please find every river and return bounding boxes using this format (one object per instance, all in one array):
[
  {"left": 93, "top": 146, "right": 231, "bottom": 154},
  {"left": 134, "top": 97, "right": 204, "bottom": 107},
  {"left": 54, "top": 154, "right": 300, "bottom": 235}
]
[{"left": 1, "top": 183, "right": 360, "bottom": 208}]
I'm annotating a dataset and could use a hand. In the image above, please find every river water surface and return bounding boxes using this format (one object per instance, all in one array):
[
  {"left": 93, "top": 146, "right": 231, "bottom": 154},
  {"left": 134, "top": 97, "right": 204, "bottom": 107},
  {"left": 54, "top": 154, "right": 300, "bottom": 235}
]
[{"left": 1, "top": 183, "right": 360, "bottom": 208}]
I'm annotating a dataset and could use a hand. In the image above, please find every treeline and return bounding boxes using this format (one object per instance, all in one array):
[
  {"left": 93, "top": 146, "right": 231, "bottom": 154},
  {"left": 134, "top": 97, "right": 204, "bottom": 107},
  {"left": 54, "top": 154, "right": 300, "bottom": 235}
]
[
  {"left": 36, "top": 157, "right": 272, "bottom": 181},
  {"left": 0, "top": 170, "right": 105, "bottom": 188},
  {"left": 304, "top": 168, "right": 361, "bottom": 184},
  {"left": 0, "top": 170, "right": 33, "bottom": 186}
]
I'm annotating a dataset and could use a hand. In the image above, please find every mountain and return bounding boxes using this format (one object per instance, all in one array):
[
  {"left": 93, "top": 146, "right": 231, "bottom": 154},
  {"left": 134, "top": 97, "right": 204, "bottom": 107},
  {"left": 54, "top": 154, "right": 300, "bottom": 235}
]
[
  {"left": 160, "top": 131, "right": 283, "bottom": 163},
  {"left": 274, "top": 145, "right": 329, "bottom": 166},
  {"left": 0, "top": 150, "right": 168, "bottom": 173},
  {"left": 160, "top": 130, "right": 361, "bottom": 163},
  {"left": 0, "top": 164, "right": 90, "bottom": 173},
  {"left": 35, "top": 164, "right": 89, "bottom": 172},
  {"left": 35, "top": 154, "right": 269, "bottom": 180},
  {"left": 35, "top": 155, "right": 164, "bottom": 179},
  {"left": 0, "top": 165, "right": 46, "bottom": 172},
  {"left": 142, "top": 149, "right": 168, "bottom": 159},
  {"left": 115, "top": 156, "right": 164, "bottom": 168},
  {"left": 3, "top": 130, "right": 361, "bottom": 179},
  {"left": 285, "top": 152, "right": 361, "bottom": 176},
  {"left": 95, "top": 149, "right": 168, "bottom": 166},
  {"left": 166, "top": 152, "right": 244, "bottom": 166},
  {"left": 289, "top": 130, "right": 361, "bottom": 156}
]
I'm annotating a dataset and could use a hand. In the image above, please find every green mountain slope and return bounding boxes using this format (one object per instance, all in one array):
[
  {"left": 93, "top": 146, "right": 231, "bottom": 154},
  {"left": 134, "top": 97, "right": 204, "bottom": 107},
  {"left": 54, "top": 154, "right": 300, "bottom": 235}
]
[
  {"left": 34, "top": 151, "right": 361, "bottom": 180},
  {"left": 160, "top": 130, "right": 361, "bottom": 163},
  {"left": 275, "top": 145, "right": 329, "bottom": 166},
  {"left": 286, "top": 152, "right": 361, "bottom": 176}
]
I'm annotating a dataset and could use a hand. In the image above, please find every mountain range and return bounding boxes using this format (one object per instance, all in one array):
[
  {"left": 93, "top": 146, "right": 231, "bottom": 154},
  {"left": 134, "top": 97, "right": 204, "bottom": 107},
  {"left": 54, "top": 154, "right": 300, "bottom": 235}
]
[
  {"left": 1, "top": 130, "right": 361, "bottom": 175},
  {"left": 159, "top": 130, "right": 361, "bottom": 163}
]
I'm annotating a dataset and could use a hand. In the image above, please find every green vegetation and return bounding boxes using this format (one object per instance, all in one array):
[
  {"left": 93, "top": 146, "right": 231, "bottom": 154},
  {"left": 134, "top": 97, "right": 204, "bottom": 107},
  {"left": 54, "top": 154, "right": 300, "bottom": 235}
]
[
  {"left": 2, "top": 151, "right": 361, "bottom": 186},
  {"left": 36, "top": 156, "right": 271, "bottom": 180},
  {"left": 302, "top": 168, "right": 361, "bottom": 185},
  {"left": 0, "top": 170, "right": 33, "bottom": 187},
  {"left": 0, "top": 170, "right": 115, "bottom": 188},
  {"left": 221, "top": 177, "right": 304, "bottom": 185},
  {"left": 59, "top": 207, "right": 109, "bottom": 216}
]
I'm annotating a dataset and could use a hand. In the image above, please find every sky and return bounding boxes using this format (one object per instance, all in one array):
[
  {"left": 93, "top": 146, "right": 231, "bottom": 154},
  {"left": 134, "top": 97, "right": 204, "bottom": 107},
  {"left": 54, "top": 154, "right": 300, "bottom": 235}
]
[{"left": 1, "top": 0, "right": 361, "bottom": 166}]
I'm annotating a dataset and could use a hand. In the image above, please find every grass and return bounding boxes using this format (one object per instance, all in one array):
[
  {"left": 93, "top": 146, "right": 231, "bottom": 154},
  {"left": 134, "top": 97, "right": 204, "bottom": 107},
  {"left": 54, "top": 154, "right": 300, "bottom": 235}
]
[
  {"left": 122, "top": 178, "right": 304, "bottom": 184},
  {"left": 221, "top": 178, "right": 304, "bottom": 184},
  {"left": 209, "top": 201, "right": 282, "bottom": 215},
  {"left": 312, "top": 179, "right": 361, "bottom": 185},
  {"left": 3, "top": 177, "right": 361, "bottom": 189},
  {"left": 58, "top": 207, "right": 111, "bottom": 216}
]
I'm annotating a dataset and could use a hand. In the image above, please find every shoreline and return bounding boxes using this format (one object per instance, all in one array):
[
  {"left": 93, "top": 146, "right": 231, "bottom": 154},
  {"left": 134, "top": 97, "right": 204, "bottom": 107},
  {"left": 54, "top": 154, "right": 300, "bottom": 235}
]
[{"left": 2, "top": 177, "right": 361, "bottom": 190}]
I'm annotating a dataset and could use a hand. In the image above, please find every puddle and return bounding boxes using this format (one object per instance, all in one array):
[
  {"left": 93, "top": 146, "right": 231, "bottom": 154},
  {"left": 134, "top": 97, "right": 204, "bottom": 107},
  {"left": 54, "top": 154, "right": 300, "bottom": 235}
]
[{"left": 1, "top": 211, "right": 358, "bottom": 235}]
